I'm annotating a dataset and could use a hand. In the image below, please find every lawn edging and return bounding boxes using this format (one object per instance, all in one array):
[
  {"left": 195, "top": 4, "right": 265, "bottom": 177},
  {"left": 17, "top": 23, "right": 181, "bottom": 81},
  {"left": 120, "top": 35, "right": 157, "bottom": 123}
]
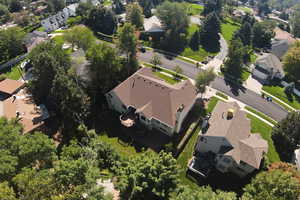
[{"left": 244, "top": 106, "right": 277, "bottom": 126}]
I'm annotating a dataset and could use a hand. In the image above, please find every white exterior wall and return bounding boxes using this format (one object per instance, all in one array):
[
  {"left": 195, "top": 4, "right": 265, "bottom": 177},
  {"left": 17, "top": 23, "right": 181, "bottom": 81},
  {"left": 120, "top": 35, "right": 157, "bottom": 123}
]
[
  {"left": 174, "top": 99, "right": 196, "bottom": 133},
  {"left": 197, "top": 135, "right": 229, "bottom": 154}
]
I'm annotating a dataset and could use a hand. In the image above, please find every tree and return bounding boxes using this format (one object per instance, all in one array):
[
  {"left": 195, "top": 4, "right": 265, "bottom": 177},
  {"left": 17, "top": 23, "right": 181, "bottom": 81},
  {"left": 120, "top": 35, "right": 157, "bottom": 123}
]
[
  {"left": 0, "top": 26, "right": 25, "bottom": 63},
  {"left": 126, "top": 3, "right": 144, "bottom": 29},
  {"left": 86, "top": 6, "right": 117, "bottom": 35},
  {"left": 224, "top": 38, "right": 244, "bottom": 78},
  {"left": 113, "top": 0, "right": 125, "bottom": 14},
  {"left": 291, "top": 11, "right": 300, "bottom": 38},
  {"left": 150, "top": 53, "right": 161, "bottom": 69},
  {"left": 252, "top": 22, "right": 274, "bottom": 49},
  {"left": 257, "top": 0, "right": 270, "bottom": 16},
  {"left": 0, "top": 150, "right": 18, "bottom": 182},
  {"left": 271, "top": 112, "right": 300, "bottom": 161},
  {"left": 173, "top": 185, "right": 236, "bottom": 200},
  {"left": 76, "top": 1, "right": 93, "bottom": 22},
  {"left": 200, "top": 12, "right": 221, "bottom": 52},
  {"left": 189, "top": 30, "right": 199, "bottom": 51},
  {"left": 156, "top": 1, "right": 189, "bottom": 51},
  {"left": 202, "top": 0, "right": 222, "bottom": 16},
  {"left": 8, "top": 0, "right": 21, "bottom": 12},
  {"left": 195, "top": 68, "right": 216, "bottom": 95},
  {"left": 28, "top": 41, "right": 70, "bottom": 103},
  {"left": 117, "top": 23, "right": 137, "bottom": 60},
  {"left": 235, "top": 22, "right": 252, "bottom": 46},
  {"left": 51, "top": 69, "right": 91, "bottom": 131},
  {"left": 283, "top": 41, "right": 300, "bottom": 85},
  {"left": 47, "top": 0, "right": 65, "bottom": 13},
  {"left": 242, "top": 170, "right": 300, "bottom": 200},
  {"left": 86, "top": 43, "right": 122, "bottom": 94},
  {"left": 0, "top": 4, "right": 10, "bottom": 24},
  {"left": 0, "top": 182, "right": 17, "bottom": 200},
  {"left": 116, "top": 151, "right": 179, "bottom": 200},
  {"left": 138, "top": 0, "right": 153, "bottom": 17},
  {"left": 63, "top": 25, "right": 95, "bottom": 51}
]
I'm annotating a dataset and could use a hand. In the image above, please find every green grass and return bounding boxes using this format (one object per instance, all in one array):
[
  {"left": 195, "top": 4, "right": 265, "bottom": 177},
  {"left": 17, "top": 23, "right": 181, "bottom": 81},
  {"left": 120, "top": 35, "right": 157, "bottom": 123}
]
[
  {"left": 241, "top": 69, "right": 251, "bottom": 82},
  {"left": 247, "top": 114, "right": 280, "bottom": 163},
  {"left": 36, "top": 26, "right": 46, "bottom": 32},
  {"left": 262, "top": 85, "right": 300, "bottom": 110},
  {"left": 98, "top": 134, "right": 140, "bottom": 158},
  {"left": 153, "top": 71, "right": 180, "bottom": 85},
  {"left": 216, "top": 91, "right": 228, "bottom": 100},
  {"left": 103, "top": 0, "right": 112, "bottom": 6},
  {"left": 2, "top": 65, "right": 23, "bottom": 80},
  {"left": 237, "top": 6, "right": 253, "bottom": 14},
  {"left": 221, "top": 18, "right": 241, "bottom": 42},
  {"left": 245, "top": 106, "right": 277, "bottom": 125},
  {"left": 183, "top": 3, "right": 204, "bottom": 15},
  {"left": 52, "top": 35, "right": 65, "bottom": 46},
  {"left": 143, "top": 62, "right": 187, "bottom": 80},
  {"left": 250, "top": 52, "right": 258, "bottom": 64},
  {"left": 180, "top": 24, "right": 216, "bottom": 62}
]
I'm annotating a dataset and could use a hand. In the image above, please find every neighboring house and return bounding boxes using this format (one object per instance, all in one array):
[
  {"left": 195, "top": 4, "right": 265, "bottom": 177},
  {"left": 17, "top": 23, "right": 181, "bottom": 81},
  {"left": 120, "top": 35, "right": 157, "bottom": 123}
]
[
  {"left": 24, "top": 31, "right": 48, "bottom": 52},
  {"left": 252, "top": 53, "right": 284, "bottom": 83},
  {"left": 271, "top": 39, "right": 291, "bottom": 59},
  {"left": 41, "top": 3, "right": 78, "bottom": 32},
  {"left": 189, "top": 101, "right": 268, "bottom": 178},
  {"left": 0, "top": 79, "right": 49, "bottom": 133},
  {"left": 0, "top": 79, "right": 25, "bottom": 100},
  {"left": 105, "top": 67, "right": 197, "bottom": 136},
  {"left": 143, "top": 16, "right": 164, "bottom": 33}
]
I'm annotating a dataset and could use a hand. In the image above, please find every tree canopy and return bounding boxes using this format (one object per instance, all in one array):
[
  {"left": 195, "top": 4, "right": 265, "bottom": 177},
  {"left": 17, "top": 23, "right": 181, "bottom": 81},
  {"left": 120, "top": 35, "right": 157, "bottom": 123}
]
[
  {"left": 195, "top": 68, "right": 216, "bottom": 94},
  {"left": 252, "top": 22, "right": 274, "bottom": 49},
  {"left": 272, "top": 111, "right": 300, "bottom": 161},
  {"left": 126, "top": 3, "right": 144, "bottom": 29},
  {"left": 224, "top": 38, "right": 244, "bottom": 79},
  {"left": 242, "top": 170, "right": 300, "bottom": 200},
  {"left": 291, "top": 10, "right": 300, "bottom": 38},
  {"left": 117, "top": 23, "right": 137, "bottom": 60},
  {"left": 0, "top": 4, "right": 10, "bottom": 24},
  {"left": 283, "top": 41, "right": 300, "bottom": 84}
]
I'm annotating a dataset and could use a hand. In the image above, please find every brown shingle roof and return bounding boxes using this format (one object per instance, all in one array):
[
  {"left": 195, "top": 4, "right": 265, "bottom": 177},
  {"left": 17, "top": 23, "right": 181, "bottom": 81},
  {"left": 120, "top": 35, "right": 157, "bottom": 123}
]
[
  {"left": 207, "top": 101, "right": 268, "bottom": 169},
  {"left": 0, "top": 79, "right": 25, "bottom": 95},
  {"left": 2, "top": 89, "right": 49, "bottom": 133},
  {"left": 110, "top": 67, "right": 197, "bottom": 127}
]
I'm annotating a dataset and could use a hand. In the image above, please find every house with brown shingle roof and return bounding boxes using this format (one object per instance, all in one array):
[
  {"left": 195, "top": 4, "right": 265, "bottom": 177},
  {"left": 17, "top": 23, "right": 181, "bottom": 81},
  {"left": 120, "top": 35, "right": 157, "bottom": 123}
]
[
  {"left": 0, "top": 79, "right": 25, "bottom": 100},
  {"left": 190, "top": 101, "right": 268, "bottom": 178},
  {"left": 0, "top": 79, "right": 49, "bottom": 134},
  {"left": 105, "top": 67, "right": 198, "bottom": 136}
]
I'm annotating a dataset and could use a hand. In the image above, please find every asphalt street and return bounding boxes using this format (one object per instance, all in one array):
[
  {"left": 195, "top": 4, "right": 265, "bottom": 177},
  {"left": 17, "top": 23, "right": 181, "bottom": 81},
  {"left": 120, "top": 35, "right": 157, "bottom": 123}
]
[{"left": 137, "top": 50, "right": 288, "bottom": 122}]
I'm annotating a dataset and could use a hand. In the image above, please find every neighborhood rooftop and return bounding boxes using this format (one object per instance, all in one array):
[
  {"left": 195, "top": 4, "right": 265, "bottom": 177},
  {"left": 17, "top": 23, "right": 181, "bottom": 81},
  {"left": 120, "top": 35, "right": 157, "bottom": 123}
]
[
  {"left": 201, "top": 101, "right": 268, "bottom": 169},
  {"left": 0, "top": 79, "right": 25, "bottom": 95},
  {"left": 110, "top": 67, "right": 197, "bottom": 127}
]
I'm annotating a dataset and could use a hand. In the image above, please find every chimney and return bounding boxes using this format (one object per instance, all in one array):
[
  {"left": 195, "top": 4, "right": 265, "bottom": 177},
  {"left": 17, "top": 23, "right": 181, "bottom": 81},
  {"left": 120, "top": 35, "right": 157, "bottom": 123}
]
[{"left": 227, "top": 109, "right": 234, "bottom": 119}]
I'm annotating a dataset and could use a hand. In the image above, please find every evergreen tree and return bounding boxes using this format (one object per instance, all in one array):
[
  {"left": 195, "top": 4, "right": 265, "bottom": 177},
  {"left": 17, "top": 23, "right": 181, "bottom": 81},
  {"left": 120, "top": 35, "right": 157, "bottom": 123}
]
[
  {"left": 200, "top": 12, "right": 221, "bottom": 52},
  {"left": 224, "top": 38, "right": 244, "bottom": 78},
  {"left": 236, "top": 22, "right": 252, "bottom": 46},
  {"left": 126, "top": 3, "right": 144, "bottom": 29},
  {"left": 189, "top": 30, "right": 199, "bottom": 51}
]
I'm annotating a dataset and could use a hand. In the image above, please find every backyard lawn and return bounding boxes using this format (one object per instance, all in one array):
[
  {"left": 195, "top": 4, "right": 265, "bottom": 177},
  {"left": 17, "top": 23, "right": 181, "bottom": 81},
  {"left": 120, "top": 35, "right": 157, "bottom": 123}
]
[
  {"left": 221, "top": 18, "right": 241, "bottom": 42},
  {"left": 177, "top": 96, "right": 221, "bottom": 188},
  {"left": 1, "top": 65, "right": 23, "bottom": 80},
  {"left": 262, "top": 85, "right": 300, "bottom": 110},
  {"left": 247, "top": 114, "right": 280, "bottom": 163}
]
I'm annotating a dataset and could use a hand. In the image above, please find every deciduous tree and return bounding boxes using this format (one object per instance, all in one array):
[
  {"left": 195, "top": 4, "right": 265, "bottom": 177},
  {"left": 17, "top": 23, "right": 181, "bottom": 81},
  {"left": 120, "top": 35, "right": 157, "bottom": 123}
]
[
  {"left": 126, "top": 3, "right": 144, "bottom": 29},
  {"left": 272, "top": 112, "right": 300, "bottom": 161},
  {"left": 0, "top": 182, "right": 17, "bottom": 200},
  {"left": 242, "top": 170, "right": 300, "bottom": 200},
  {"left": 195, "top": 68, "right": 216, "bottom": 95},
  {"left": 117, "top": 23, "right": 137, "bottom": 60},
  {"left": 291, "top": 10, "right": 300, "bottom": 38},
  {"left": 0, "top": 4, "right": 10, "bottom": 24},
  {"left": 283, "top": 41, "right": 300, "bottom": 83}
]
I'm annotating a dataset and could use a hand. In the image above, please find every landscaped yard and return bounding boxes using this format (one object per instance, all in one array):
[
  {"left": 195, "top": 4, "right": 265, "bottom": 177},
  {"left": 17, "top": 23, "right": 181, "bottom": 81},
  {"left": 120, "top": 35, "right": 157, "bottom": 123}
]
[
  {"left": 247, "top": 114, "right": 280, "bottom": 163},
  {"left": 153, "top": 71, "right": 181, "bottom": 85},
  {"left": 180, "top": 24, "right": 217, "bottom": 62},
  {"left": 183, "top": 3, "right": 204, "bottom": 15},
  {"left": 177, "top": 96, "right": 221, "bottom": 188},
  {"left": 262, "top": 85, "right": 300, "bottom": 110},
  {"left": 241, "top": 69, "right": 251, "bottom": 82},
  {"left": 221, "top": 18, "right": 241, "bottom": 42},
  {"left": 1, "top": 65, "right": 23, "bottom": 80}
]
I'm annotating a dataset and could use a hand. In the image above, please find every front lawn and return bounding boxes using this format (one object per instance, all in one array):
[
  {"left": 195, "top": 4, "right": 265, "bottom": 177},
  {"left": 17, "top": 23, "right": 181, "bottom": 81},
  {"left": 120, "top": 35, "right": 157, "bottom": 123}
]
[
  {"left": 247, "top": 114, "right": 280, "bottom": 163},
  {"left": 245, "top": 106, "right": 277, "bottom": 125},
  {"left": 180, "top": 24, "right": 217, "bottom": 62},
  {"left": 262, "top": 85, "right": 300, "bottom": 110},
  {"left": 241, "top": 69, "right": 251, "bottom": 82},
  {"left": 153, "top": 71, "right": 181, "bottom": 85},
  {"left": 221, "top": 18, "right": 241, "bottom": 42}
]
